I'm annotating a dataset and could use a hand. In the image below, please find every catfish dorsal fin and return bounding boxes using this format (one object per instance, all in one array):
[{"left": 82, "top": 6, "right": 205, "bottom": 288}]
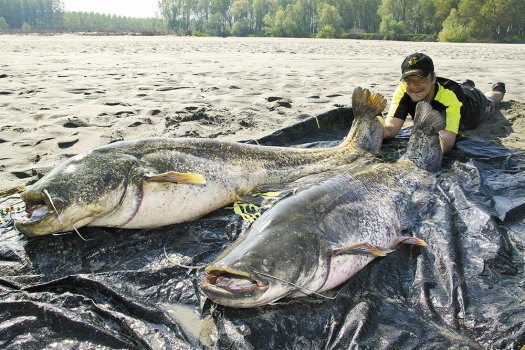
[
  {"left": 333, "top": 242, "right": 393, "bottom": 257},
  {"left": 144, "top": 171, "right": 206, "bottom": 185}
]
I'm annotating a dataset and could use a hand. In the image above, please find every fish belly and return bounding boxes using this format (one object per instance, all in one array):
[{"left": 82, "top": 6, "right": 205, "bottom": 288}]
[
  {"left": 122, "top": 180, "right": 241, "bottom": 228},
  {"left": 319, "top": 254, "right": 377, "bottom": 292}
]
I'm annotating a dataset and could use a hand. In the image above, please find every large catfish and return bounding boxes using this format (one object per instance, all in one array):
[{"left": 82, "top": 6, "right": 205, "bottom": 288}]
[
  {"left": 201, "top": 101, "right": 443, "bottom": 308},
  {"left": 14, "top": 87, "right": 386, "bottom": 236}
]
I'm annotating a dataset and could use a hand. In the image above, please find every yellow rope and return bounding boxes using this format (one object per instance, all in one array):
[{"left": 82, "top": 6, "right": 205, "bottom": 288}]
[{"left": 314, "top": 116, "right": 320, "bottom": 129}]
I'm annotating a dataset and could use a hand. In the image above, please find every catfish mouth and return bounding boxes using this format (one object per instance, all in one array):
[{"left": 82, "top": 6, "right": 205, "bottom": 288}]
[
  {"left": 14, "top": 191, "right": 66, "bottom": 235},
  {"left": 201, "top": 268, "right": 269, "bottom": 301}
]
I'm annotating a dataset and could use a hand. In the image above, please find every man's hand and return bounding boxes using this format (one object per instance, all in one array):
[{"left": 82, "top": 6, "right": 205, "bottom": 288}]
[
  {"left": 439, "top": 130, "right": 457, "bottom": 153},
  {"left": 383, "top": 116, "right": 404, "bottom": 139}
]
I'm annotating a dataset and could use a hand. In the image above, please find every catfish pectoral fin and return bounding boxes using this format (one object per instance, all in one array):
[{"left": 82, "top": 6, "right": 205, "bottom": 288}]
[
  {"left": 399, "top": 236, "right": 428, "bottom": 247},
  {"left": 144, "top": 171, "right": 207, "bottom": 185},
  {"left": 333, "top": 242, "right": 394, "bottom": 257}
]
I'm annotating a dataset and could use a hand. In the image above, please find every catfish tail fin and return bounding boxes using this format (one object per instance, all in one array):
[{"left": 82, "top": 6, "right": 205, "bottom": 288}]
[
  {"left": 352, "top": 87, "right": 387, "bottom": 121},
  {"left": 342, "top": 87, "right": 387, "bottom": 154},
  {"left": 413, "top": 101, "right": 446, "bottom": 135},
  {"left": 401, "top": 101, "right": 444, "bottom": 172}
]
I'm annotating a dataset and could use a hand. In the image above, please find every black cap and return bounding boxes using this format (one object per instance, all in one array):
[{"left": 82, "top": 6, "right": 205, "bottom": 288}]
[{"left": 401, "top": 53, "right": 434, "bottom": 79}]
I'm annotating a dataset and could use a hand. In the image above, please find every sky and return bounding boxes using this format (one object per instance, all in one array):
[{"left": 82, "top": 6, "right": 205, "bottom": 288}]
[{"left": 62, "top": 0, "right": 160, "bottom": 19}]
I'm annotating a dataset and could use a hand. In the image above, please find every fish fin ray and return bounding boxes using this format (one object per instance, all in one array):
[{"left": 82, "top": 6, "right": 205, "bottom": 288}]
[
  {"left": 351, "top": 87, "right": 387, "bottom": 122},
  {"left": 333, "top": 242, "right": 393, "bottom": 257},
  {"left": 400, "top": 236, "right": 428, "bottom": 247},
  {"left": 414, "top": 101, "right": 445, "bottom": 135},
  {"left": 144, "top": 171, "right": 206, "bottom": 185}
]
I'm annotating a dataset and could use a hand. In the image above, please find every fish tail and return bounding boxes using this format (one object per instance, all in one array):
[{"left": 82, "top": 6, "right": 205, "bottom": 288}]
[
  {"left": 351, "top": 87, "right": 387, "bottom": 123},
  {"left": 342, "top": 87, "right": 387, "bottom": 153},
  {"left": 402, "top": 101, "right": 444, "bottom": 172},
  {"left": 413, "top": 101, "right": 445, "bottom": 135}
]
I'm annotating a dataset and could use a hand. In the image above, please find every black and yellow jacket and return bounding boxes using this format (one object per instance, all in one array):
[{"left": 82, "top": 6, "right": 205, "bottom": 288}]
[{"left": 387, "top": 77, "right": 475, "bottom": 134}]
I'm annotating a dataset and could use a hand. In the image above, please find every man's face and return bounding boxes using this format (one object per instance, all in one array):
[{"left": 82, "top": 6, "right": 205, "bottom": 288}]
[{"left": 402, "top": 74, "right": 435, "bottom": 102}]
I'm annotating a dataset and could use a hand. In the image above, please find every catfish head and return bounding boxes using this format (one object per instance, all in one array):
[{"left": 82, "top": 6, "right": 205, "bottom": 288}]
[
  {"left": 14, "top": 149, "right": 142, "bottom": 236},
  {"left": 201, "top": 207, "right": 332, "bottom": 308}
]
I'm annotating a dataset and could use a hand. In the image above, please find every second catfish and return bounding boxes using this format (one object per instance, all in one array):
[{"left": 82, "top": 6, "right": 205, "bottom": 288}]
[{"left": 202, "top": 101, "right": 443, "bottom": 308}]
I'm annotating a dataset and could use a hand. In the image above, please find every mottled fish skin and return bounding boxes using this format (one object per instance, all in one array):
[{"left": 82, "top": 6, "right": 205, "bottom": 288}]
[
  {"left": 201, "top": 101, "right": 443, "bottom": 308},
  {"left": 14, "top": 87, "right": 386, "bottom": 236}
]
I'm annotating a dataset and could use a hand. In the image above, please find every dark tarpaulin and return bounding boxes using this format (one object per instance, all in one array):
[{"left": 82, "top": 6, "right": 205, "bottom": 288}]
[{"left": 1, "top": 108, "right": 524, "bottom": 349}]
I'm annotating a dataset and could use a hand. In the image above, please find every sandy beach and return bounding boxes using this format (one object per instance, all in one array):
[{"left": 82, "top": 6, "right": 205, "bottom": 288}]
[{"left": 1, "top": 35, "right": 524, "bottom": 193}]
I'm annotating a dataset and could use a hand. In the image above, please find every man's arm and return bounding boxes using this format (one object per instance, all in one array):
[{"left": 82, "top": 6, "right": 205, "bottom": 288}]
[
  {"left": 384, "top": 84, "right": 407, "bottom": 139},
  {"left": 439, "top": 130, "right": 456, "bottom": 153},
  {"left": 383, "top": 116, "right": 404, "bottom": 139}
]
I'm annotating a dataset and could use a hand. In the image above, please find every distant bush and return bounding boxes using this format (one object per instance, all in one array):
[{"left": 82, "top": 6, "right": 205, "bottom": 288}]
[
  {"left": 21, "top": 22, "right": 32, "bottom": 31},
  {"left": 231, "top": 20, "right": 250, "bottom": 36},
  {"left": 317, "top": 24, "right": 337, "bottom": 38},
  {"left": 438, "top": 9, "right": 471, "bottom": 42},
  {"left": 379, "top": 14, "right": 404, "bottom": 40},
  {"left": 0, "top": 16, "right": 7, "bottom": 30}
]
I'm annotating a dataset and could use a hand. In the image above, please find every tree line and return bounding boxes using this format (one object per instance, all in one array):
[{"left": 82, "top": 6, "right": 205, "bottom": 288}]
[
  {"left": 0, "top": 0, "right": 523, "bottom": 42},
  {"left": 0, "top": 0, "right": 163, "bottom": 33},
  {"left": 159, "top": 0, "right": 524, "bottom": 42}
]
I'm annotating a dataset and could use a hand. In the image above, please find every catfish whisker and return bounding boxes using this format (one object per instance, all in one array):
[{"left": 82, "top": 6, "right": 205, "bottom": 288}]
[
  {"left": 250, "top": 269, "right": 336, "bottom": 300},
  {"left": 44, "top": 188, "right": 93, "bottom": 241},
  {"left": 43, "top": 189, "right": 63, "bottom": 224},
  {"left": 163, "top": 245, "right": 206, "bottom": 270},
  {"left": 71, "top": 225, "right": 91, "bottom": 241},
  {"left": 51, "top": 226, "right": 93, "bottom": 241}
]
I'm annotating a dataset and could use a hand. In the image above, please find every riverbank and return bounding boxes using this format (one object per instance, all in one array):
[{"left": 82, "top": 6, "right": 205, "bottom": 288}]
[{"left": 1, "top": 35, "right": 524, "bottom": 192}]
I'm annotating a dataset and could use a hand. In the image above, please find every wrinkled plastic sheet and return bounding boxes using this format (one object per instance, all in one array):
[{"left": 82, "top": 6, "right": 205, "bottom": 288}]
[{"left": 1, "top": 108, "right": 524, "bottom": 349}]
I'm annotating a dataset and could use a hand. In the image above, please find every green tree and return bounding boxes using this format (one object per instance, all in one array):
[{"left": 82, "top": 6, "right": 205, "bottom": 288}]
[
  {"left": 479, "top": 0, "right": 514, "bottom": 41},
  {"left": 21, "top": 21, "right": 31, "bottom": 30},
  {"left": 379, "top": 13, "right": 404, "bottom": 39},
  {"left": 316, "top": 3, "right": 342, "bottom": 38},
  {"left": 231, "top": 0, "right": 250, "bottom": 34},
  {"left": 378, "top": 0, "right": 432, "bottom": 34},
  {"left": 350, "top": 0, "right": 381, "bottom": 32},
  {"left": 378, "top": 0, "right": 411, "bottom": 23},
  {"left": 252, "top": 0, "right": 270, "bottom": 33},
  {"left": 458, "top": 0, "right": 524, "bottom": 41},
  {"left": 159, "top": 0, "right": 179, "bottom": 30},
  {"left": 0, "top": 16, "right": 7, "bottom": 29},
  {"left": 209, "top": 0, "right": 232, "bottom": 35},
  {"left": 438, "top": 8, "right": 470, "bottom": 42},
  {"left": 266, "top": 5, "right": 300, "bottom": 36}
]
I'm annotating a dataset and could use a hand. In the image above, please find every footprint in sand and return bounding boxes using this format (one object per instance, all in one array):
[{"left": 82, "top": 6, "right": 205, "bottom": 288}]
[
  {"left": 57, "top": 137, "right": 79, "bottom": 149},
  {"left": 63, "top": 118, "right": 90, "bottom": 128}
]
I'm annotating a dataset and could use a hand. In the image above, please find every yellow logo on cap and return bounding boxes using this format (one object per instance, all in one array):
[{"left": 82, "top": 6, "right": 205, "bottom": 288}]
[{"left": 408, "top": 56, "right": 418, "bottom": 66}]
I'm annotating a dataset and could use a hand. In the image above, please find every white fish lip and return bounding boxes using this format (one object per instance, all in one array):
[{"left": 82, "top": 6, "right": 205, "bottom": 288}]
[{"left": 201, "top": 269, "right": 269, "bottom": 296}]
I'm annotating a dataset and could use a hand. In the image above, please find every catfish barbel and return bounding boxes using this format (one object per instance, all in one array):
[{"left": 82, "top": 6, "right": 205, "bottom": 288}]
[
  {"left": 14, "top": 87, "right": 386, "bottom": 236},
  {"left": 201, "top": 101, "right": 442, "bottom": 308}
]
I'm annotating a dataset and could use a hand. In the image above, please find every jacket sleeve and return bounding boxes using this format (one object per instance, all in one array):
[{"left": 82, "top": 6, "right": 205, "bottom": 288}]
[{"left": 437, "top": 87, "right": 462, "bottom": 134}]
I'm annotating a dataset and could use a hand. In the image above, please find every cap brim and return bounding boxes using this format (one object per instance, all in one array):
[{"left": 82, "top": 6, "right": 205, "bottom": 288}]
[{"left": 401, "top": 69, "right": 428, "bottom": 79}]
